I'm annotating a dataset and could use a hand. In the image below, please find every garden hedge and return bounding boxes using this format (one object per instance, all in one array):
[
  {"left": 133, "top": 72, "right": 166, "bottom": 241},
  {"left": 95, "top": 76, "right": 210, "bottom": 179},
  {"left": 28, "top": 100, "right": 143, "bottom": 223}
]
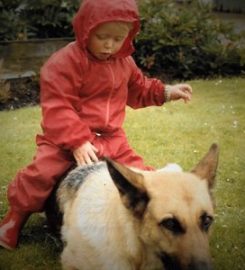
[{"left": 0, "top": 0, "right": 244, "bottom": 79}]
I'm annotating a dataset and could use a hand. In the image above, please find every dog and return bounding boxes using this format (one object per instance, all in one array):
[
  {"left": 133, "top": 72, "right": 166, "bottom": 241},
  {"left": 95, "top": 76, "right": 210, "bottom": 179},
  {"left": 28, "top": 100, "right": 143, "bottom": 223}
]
[{"left": 56, "top": 144, "right": 219, "bottom": 270}]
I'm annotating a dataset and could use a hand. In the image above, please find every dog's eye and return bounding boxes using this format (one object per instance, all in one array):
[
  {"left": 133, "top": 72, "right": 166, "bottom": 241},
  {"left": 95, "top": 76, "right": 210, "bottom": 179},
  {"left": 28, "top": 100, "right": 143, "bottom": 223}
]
[
  {"left": 159, "top": 218, "right": 184, "bottom": 235},
  {"left": 200, "top": 213, "right": 213, "bottom": 232}
]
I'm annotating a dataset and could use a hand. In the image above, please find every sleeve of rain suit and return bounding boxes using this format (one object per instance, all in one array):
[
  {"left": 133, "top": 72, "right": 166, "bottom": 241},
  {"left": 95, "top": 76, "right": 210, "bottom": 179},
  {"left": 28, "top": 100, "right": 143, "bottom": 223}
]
[
  {"left": 127, "top": 56, "right": 166, "bottom": 109},
  {"left": 40, "top": 49, "right": 93, "bottom": 151}
]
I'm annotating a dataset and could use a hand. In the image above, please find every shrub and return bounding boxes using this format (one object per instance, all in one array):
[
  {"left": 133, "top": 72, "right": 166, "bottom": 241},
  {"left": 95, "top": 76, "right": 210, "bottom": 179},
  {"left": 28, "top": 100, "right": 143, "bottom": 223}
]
[
  {"left": 0, "top": 0, "right": 23, "bottom": 41},
  {"left": 134, "top": 0, "right": 244, "bottom": 79},
  {"left": 0, "top": 0, "right": 79, "bottom": 41},
  {"left": 21, "top": 0, "right": 79, "bottom": 39},
  {"left": 0, "top": 76, "right": 40, "bottom": 110},
  {"left": 0, "top": 0, "right": 244, "bottom": 79}
]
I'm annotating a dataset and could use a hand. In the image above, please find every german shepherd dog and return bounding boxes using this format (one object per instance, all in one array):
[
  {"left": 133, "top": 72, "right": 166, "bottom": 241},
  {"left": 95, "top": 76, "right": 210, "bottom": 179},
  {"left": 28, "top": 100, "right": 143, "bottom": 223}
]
[{"left": 56, "top": 144, "right": 219, "bottom": 270}]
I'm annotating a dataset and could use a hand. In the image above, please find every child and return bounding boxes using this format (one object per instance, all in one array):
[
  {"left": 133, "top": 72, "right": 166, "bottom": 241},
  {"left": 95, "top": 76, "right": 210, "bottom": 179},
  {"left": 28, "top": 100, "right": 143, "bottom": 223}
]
[{"left": 0, "top": 0, "right": 192, "bottom": 250}]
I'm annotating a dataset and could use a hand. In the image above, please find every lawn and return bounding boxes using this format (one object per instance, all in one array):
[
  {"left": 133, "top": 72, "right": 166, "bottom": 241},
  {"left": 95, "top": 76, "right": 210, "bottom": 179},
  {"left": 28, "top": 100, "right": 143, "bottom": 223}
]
[{"left": 0, "top": 77, "right": 244, "bottom": 269}]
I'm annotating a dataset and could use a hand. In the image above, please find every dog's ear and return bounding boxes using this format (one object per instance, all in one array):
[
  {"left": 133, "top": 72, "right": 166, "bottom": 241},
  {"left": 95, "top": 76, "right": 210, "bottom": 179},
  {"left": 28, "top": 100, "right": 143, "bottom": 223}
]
[
  {"left": 105, "top": 158, "right": 149, "bottom": 218},
  {"left": 191, "top": 143, "right": 219, "bottom": 189}
]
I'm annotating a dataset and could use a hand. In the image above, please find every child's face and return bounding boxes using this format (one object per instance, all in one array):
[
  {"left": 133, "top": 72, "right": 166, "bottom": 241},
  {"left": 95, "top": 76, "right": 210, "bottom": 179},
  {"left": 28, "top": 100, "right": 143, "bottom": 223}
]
[{"left": 87, "top": 22, "right": 131, "bottom": 61}]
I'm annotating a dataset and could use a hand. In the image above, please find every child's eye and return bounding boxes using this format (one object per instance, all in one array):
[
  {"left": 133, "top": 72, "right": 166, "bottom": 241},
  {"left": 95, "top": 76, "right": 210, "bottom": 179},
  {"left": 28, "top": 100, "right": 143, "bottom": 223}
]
[
  {"left": 96, "top": 34, "right": 108, "bottom": 40},
  {"left": 115, "top": 37, "right": 125, "bottom": 42}
]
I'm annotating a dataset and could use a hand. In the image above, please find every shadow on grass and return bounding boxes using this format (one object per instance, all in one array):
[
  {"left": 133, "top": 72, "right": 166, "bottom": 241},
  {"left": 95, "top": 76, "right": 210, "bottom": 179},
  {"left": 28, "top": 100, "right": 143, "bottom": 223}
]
[
  {"left": 0, "top": 214, "right": 63, "bottom": 270},
  {"left": 20, "top": 214, "right": 63, "bottom": 251}
]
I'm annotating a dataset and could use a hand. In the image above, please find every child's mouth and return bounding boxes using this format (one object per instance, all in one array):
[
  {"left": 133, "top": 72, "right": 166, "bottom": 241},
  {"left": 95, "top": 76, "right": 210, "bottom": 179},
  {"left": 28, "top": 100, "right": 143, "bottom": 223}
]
[{"left": 98, "top": 53, "right": 111, "bottom": 60}]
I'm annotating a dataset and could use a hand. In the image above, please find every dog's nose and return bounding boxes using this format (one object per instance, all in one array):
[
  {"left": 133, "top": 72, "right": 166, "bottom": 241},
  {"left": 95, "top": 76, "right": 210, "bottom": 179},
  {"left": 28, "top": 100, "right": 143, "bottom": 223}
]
[{"left": 188, "top": 259, "right": 213, "bottom": 270}]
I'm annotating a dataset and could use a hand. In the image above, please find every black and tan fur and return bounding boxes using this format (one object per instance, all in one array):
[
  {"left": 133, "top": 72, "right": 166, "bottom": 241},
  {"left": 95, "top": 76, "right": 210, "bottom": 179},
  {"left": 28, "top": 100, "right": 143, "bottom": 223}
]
[{"left": 57, "top": 144, "right": 219, "bottom": 270}]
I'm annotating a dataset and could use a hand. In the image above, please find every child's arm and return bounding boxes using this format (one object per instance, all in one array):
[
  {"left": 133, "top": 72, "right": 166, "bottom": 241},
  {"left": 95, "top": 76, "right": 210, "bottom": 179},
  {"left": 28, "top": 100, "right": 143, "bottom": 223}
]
[
  {"left": 73, "top": 142, "right": 98, "bottom": 166},
  {"left": 40, "top": 48, "right": 93, "bottom": 152},
  {"left": 126, "top": 57, "right": 192, "bottom": 108}
]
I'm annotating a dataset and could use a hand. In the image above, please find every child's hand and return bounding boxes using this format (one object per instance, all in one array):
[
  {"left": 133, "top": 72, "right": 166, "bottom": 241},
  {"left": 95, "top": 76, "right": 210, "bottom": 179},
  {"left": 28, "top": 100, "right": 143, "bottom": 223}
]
[
  {"left": 166, "top": 84, "right": 192, "bottom": 103},
  {"left": 73, "top": 141, "right": 99, "bottom": 166}
]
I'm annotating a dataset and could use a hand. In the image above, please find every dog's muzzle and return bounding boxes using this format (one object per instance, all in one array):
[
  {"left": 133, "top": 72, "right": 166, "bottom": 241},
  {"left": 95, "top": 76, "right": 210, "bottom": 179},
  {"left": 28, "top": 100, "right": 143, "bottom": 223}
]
[
  {"left": 159, "top": 252, "right": 213, "bottom": 270},
  {"left": 159, "top": 252, "right": 181, "bottom": 270},
  {"left": 187, "top": 259, "right": 213, "bottom": 270}
]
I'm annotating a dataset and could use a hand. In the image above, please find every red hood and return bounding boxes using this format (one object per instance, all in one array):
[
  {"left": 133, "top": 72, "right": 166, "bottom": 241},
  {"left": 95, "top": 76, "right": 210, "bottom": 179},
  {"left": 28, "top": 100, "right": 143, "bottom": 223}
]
[{"left": 72, "top": 0, "right": 140, "bottom": 58}]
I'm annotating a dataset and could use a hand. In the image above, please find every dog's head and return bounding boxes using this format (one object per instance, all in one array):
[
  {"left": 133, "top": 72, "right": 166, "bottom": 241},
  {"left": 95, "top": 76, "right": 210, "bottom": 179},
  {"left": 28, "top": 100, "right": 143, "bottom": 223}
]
[{"left": 106, "top": 143, "right": 219, "bottom": 270}]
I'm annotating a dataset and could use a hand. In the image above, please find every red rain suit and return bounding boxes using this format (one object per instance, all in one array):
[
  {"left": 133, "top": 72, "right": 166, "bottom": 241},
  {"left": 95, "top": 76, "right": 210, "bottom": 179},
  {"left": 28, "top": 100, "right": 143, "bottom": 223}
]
[{"left": 8, "top": 0, "right": 166, "bottom": 213}]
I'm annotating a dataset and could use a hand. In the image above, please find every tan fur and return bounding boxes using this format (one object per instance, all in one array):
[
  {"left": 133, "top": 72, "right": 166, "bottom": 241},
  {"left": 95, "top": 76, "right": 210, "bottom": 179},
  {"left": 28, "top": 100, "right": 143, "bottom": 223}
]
[{"left": 58, "top": 144, "right": 219, "bottom": 270}]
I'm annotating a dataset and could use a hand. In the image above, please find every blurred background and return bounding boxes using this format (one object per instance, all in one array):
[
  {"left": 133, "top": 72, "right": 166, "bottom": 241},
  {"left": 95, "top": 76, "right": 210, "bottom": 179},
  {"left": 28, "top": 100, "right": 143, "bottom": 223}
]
[{"left": 0, "top": 0, "right": 244, "bottom": 109}]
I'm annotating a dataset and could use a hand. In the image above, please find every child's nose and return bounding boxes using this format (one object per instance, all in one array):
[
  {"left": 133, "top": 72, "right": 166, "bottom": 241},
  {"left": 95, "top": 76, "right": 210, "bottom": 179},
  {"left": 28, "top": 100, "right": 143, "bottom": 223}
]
[{"left": 104, "top": 39, "right": 113, "bottom": 49}]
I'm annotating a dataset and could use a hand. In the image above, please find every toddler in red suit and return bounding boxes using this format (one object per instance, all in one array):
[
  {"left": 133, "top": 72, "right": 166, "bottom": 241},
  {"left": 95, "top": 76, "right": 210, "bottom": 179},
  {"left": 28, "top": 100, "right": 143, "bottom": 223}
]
[{"left": 0, "top": 0, "right": 192, "bottom": 250}]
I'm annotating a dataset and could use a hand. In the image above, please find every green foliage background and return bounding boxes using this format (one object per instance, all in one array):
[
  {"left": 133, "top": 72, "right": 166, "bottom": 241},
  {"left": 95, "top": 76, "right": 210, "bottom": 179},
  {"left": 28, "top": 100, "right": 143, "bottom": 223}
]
[
  {"left": 0, "top": 0, "right": 79, "bottom": 40},
  {"left": 135, "top": 0, "right": 244, "bottom": 79},
  {"left": 0, "top": 0, "right": 244, "bottom": 79}
]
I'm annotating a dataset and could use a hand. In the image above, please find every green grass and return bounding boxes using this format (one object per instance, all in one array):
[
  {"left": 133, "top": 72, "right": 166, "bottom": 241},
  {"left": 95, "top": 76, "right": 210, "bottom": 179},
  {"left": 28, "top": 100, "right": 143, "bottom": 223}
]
[{"left": 0, "top": 77, "right": 244, "bottom": 269}]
